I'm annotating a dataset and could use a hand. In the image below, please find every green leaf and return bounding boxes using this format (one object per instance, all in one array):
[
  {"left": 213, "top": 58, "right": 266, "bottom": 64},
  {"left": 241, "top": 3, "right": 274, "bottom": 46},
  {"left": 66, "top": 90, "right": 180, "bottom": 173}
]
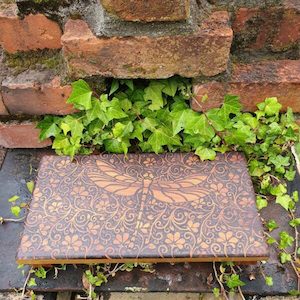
[
  {"left": 144, "top": 81, "right": 165, "bottom": 111},
  {"left": 270, "top": 184, "right": 287, "bottom": 196},
  {"left": 267, "top": 237, "right": 276, "bottom": 244},
  {"left": 279, "top": 231, "right": 294, "bottom": 249},
  {"left": 106, "top": 98, "right": 128, "bottom": 121},
  {"left": 289, "top": 218, "right": 300, "bottom": 227},
  {"left": 86, "top": 97, "right": 109, "bottom": 125},
  {"left": 11, "top": 206, "right": 21, "bottom": 217},
  {"left": 67, "top": 79, "right": 92, "bottom": 110},
  {"left": 109, "top": 79, "right": 119, "bottom": 95},
  {"left": 219, "top": 95, "right": 242, "bottom": 120},
  {"left": 147, "top": 127, "right": 181, "bottom": 154},
  {"left": 112, "top": 121, "right": 134, "bottom": 138},
  {"left": 161, "top": 78, "right": 178, "bottom": 97},
  {"left": 28, "top": 278, "right": 37, "bottom": 287},
  {"left": 213, "top": 287, "right": 220, "bottom": 298},
  {"left": 195, "top": 147, "right": 216, "bottom": 161},
  {"left": 256, "top": 196, "right": 268, "bottom": 210},
  {"left": 184, "top": 112, "right": 215, "bottom": 141},
  {"left": 265, "top": 276, "right": 273, "bottom": 286},
  {"left": 257, "top": 97, "right": 282, "bottom": 116},
  {"left": 8, "top": 195, "right": 20, "bottom": 203},
  {"left": 276, "top": 194, "right": 293, "bottom": 211},
  {"left": 266, "top": 219, "right": 279, "bottom": 232},
  {"left": 26, "top": 181, "right": 34, "bottom": 194},
  {"left": 279, "top": 252, "right": 292, "bottom": 264},
  {"left": 225, "top": 274, "right": 245, "bottom": 290},
  {"left": 37, "top": 116, "right": 61, "bottom": 140},
  {"left": 35, "top": 267, "right": 47, "bottom": 279},
  {"left": 62, "top": 115, "right": 84, "bottom": 139}
]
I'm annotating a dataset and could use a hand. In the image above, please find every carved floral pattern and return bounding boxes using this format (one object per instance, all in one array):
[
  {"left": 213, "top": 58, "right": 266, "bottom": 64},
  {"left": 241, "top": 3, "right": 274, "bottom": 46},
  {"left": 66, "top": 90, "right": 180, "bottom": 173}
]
[{"left": 17, "top": 152, "right": 268, "bottom": 263}]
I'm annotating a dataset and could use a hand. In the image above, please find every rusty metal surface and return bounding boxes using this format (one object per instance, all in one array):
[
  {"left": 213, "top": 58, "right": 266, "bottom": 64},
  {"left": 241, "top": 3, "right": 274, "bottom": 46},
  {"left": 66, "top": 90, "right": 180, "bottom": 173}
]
[
  {"left": 18, "top": 152, "right": 267, "bottom": 265},
  {"left": 0, "top": 150, "right": 298, "bottom": 295}
]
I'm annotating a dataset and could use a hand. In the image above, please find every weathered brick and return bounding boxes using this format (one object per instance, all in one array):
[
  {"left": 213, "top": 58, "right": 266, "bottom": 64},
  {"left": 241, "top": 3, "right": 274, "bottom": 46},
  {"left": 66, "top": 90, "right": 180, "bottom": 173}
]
[
  {"left": 0, "top": 121, "right": 52, "bottom": 148},
  {"left": 232, "top": 1, "right": 300, "bottom": 52},
  {"left": 192, "top": 60, "right": 300, "bottom": 112},
  {"left": 100, "top": 0, "right": 190, "bottom": 22},
  {"left": 0, "top": 4, "right": 62, "bottom": 53},
  {"left": 61, "top": 11, "right": 233, "bottom": 79},
  {"left": 0, "top": 93, "right": 9, "bottom": 115},
  {"left": 1, "top": 70, "right": 74, "bottom": 115}
]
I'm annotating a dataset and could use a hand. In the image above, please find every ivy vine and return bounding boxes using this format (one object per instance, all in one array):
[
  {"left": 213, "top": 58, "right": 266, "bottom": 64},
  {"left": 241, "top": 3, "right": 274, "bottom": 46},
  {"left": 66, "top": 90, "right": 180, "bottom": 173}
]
[{"left": 2, "top": 77, "right": 300, "bottom": 299}]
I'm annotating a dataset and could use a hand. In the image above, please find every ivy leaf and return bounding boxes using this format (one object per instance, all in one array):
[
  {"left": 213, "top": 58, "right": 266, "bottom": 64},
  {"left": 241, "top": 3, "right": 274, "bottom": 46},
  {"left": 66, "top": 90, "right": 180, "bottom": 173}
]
[
  {"left": 52, "top": 135, "right": 71, "bottom": 150},
  {"left": 279, "top": 252, "right": 292, "bottom": 264},
  {"left": 184, "top": 112, "right": 215, "bottom": 141},
  {"left": 213, "top": 288, "right": 220, "bottom": 297},
  {"left": 67, "top": 79, "right": 92, "bottom": 110},
  {"left": 225, "top": 274, "right": 245, "bottom": 290},
  {"left": 144, "top": 81, "right": 165, "bottom": 111},
  {"left": 106, "top": 98, "right": 128, "bottom": 121},
  {"left": 28, "top": 278, "right": 37, "bottom": 287},
  {"left": 35, "top": 267, "right": 47, "bottom": 279},
  {"left": 8, "top": 195, "right": 20, "bottom": 203},
  {"left": 276, "top": 194, "right": 293, "bottom": 211},
  {"left": 279, "top": 231, "right": 294, "bottom": 249},
  {"left": 289, "top": 218, "right": 300, "bottom": 227},
  {"left": 265, "top": 276, "right": 273, "bottom": 286},
  {"left": 266, "top": 219, "right": 279, "bottom": 232},
  {"left": 219, "top": 95, "right": 242, "bottom": 120},
  {"left": 256, "top": 196, "right": 268, "bottom": 210},
  {"left": 62, "top": 116, "right": 84, "bottom": 139},
  {"left": 171, "top": 109, "right": 189, "bottom": 136},
  {"left": 86, "top": 97, "right": 109, "bottom": 125},
  {"left": 112, "top": 121, "right": 134, "bottom": 138},
  {"left": 26, "top": 181, "right": 35, "bottom": 194},
  {"left": 11, "top": 206, "right": 21, "bottom": 217},
  {"left": 161, "top": 78, "right": 178, "bottom": 97},
  {"left": 104, "top": 138, "right": 130, "bottom": 154},
  {"left": 109, "top": 79, "right": 119, "bottom": 95},
  {"left": 147, "top": 127, "right": 181, "bottom": 154},
  {"left": 195, "top": 147, "right": 216, "bottom": 161},
  {"left": 37, "top": 116, "right": 61, "bottom": 140},
  {"left": 257, "top": 97, "right": 282, "bottom": 116},
  {"left": 267, "top": 237, "right": 276, "bottom": 244}
]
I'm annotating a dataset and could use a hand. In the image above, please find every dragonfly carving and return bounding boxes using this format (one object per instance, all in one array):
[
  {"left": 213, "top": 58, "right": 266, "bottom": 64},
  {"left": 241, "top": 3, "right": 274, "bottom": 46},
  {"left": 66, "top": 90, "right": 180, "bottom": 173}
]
[{"left": 88, "top": 157, "right": 212, "bottom": 239}]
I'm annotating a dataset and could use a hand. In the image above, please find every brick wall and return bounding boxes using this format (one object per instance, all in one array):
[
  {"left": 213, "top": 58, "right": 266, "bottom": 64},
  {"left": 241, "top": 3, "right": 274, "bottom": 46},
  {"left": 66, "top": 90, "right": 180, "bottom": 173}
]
[{"left": 0, "top": 0, "right": 299, "bottom": 148}]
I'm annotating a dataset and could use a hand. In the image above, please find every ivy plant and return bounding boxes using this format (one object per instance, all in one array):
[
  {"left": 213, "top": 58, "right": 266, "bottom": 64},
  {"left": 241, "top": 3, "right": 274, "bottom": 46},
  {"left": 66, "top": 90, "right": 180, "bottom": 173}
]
[{"left": 36, "top": 77, "right": 300, "bottom": 297}]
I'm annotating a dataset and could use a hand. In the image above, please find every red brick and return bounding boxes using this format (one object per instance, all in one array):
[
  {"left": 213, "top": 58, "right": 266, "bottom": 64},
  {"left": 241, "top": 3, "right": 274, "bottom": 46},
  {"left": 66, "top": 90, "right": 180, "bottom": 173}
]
[
  {"left": 61, "top": 11, "right": 233, "bottom": 78},
  {"left": 272, "top": 2, "right": 300, "bottom": 51},
  {"left": 100, "top": 0, "right": 190, "bottom": 22},
  {"left": 0, "top": 93, "right": 9, "bottom": 115},
  {"left": 192, "top": 60, "right": 300, "bottom": 112},
  {"left": 0, "top": 122, "right": 52, "bottom": 148},
  {"left": 1, "top": 70, "right": 74, "bottom": 115},
  {"left": 0, "top": 4, "right": 62, "bottom": 53},
  {"left": 232, "top": 2, "right": 300, "bottom": 52}
]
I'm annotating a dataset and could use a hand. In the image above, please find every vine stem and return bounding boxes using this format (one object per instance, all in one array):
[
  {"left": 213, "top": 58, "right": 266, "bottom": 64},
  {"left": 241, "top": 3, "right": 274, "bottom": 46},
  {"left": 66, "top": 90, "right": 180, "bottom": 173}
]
[
  {"left": 0, "top": 216, "right": 25, "bottom": 224},
  {"left": 265, "top": 232, "right": 300, "bottom": 291},
  {"left": 289, "top": 210, "right": 299, "bottom": 261},
  {"left": 212, "top": 262, "right": 229, "bottom": 300},
  {"left": 230, "top": 266, "right": 246, "bottom": 300},
  {"left": 21, "top": 267, "right": 33, "bottom": 299}
]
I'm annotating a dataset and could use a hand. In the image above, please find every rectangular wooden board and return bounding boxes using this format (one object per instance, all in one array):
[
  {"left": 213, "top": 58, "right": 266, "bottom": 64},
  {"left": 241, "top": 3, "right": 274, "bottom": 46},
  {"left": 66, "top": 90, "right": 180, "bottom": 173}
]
[{"left": 17, "top": 152, "right": 269, "bottom": 265}]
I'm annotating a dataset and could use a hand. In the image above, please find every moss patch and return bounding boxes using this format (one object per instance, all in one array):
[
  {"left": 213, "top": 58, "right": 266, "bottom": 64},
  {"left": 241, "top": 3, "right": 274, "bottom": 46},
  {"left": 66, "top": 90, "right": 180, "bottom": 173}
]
[{"left": 4, "top": 49, "right": 63, "bottom": 75}]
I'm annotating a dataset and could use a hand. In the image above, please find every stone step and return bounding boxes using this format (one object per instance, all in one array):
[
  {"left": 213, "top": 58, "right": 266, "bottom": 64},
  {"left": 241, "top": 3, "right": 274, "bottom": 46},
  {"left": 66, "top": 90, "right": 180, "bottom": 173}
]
[{"left": 17, "top": 152, "right": 268, "bottom": 266}]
